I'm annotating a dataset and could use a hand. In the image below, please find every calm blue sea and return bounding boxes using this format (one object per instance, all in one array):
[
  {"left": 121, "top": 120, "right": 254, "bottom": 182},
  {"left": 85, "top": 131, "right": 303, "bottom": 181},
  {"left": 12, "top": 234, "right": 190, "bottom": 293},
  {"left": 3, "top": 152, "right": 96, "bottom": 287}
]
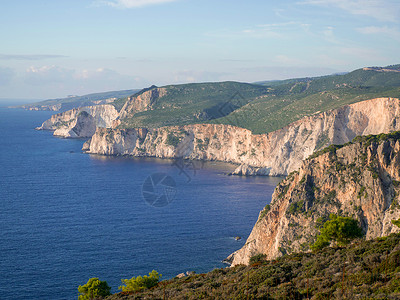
[{"left": 0, "top": 104, "right": 281, "bottom": 300}]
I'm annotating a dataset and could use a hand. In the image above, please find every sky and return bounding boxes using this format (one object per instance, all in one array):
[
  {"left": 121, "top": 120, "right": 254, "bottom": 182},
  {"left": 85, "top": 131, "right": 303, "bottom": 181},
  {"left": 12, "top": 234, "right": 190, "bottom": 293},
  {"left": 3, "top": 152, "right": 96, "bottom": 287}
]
[{"left": 0, "top": 0, "right": 399, "bottom": 100}]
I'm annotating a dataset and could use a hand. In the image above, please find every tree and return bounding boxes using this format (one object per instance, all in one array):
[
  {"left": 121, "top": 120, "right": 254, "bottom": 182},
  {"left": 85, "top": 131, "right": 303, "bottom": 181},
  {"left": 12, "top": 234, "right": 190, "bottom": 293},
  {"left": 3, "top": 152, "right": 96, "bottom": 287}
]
[
  {"left": 311, "top": 214, "right": 363, "bottom": 250},
  {"left": 392, "top": 218, "right": 400, "bottom": 228},
  {"left": 78, "top": 278, "right": 111, "bottom": 300},
  {"left": 119, "top": 270, "right": 161, "bottom": 292}
]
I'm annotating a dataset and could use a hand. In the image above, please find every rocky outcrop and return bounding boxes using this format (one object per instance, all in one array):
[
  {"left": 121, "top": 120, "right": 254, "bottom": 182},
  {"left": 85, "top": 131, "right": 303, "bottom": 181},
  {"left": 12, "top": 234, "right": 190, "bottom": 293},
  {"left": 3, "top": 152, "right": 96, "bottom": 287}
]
[
  {"left": 36, "top": 86, "right": 167, "bottom": 138},
  {"left": 83, "top": 127, "right": 149, "bottom": 155},
  {"left": 84, "top": 97, "right": 400, "bottom": 176},
  {"left": 228, "top": 133, "right": 400, "bottom": 266},
  {"left": 23, "top": 104, "right": 62, "bottom": 111},
  {"left": 118, "top": 86, "right": 167, "bottom": 120},
  {"left": 36, "top": 104, "right": 118, "bottom": 138},
  {"left": 228, "top": 164, "right": 271, "bottom": 176}
]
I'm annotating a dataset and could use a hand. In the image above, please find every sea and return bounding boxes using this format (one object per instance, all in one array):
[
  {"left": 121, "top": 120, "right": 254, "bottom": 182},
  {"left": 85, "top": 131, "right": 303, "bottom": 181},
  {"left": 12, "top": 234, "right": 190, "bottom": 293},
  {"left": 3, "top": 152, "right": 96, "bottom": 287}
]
[{"left": 0, "top": 102, "right": 281, "bottom": 299}]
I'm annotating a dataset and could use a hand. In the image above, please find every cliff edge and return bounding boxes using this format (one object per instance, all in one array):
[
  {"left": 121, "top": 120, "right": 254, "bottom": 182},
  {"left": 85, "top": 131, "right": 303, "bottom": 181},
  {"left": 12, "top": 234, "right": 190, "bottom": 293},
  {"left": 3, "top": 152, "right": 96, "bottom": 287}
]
[
  {"left": 83, "top": 97, "right": 400, "bottom": 176},
  {"left": 228, "top": 132, "right": 400, "bottom": 266}
]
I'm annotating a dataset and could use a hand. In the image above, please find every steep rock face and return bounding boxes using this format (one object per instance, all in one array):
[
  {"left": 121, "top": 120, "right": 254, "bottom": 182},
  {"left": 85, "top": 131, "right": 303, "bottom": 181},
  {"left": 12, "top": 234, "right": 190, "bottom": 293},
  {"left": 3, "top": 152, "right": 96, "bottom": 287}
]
[
  {"left": 84, "top": 97, "right": 400, "bottom": 176},
  {"left": 118, "top": 87, "right": 167, "bottom": 120},
  {"left": 52, "top": 111, "right": 97, "bottom": 138},
  {"left": 36, "top": 104, "right": 118, "bottom": 138},
  {"left": 228, "top": 134, "right": 400, "bottom": 266},
  {"left": 85, "top": 124, "right": 267, "bottom": 166},
  {"left": 84, "top": 128, "right": 149, "bottom": 155}
]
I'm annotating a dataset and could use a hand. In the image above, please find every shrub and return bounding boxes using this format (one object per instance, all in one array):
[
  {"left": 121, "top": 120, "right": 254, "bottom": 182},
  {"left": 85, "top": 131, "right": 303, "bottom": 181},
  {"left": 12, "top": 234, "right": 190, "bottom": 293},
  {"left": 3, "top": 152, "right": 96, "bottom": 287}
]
[
  {"left": 258, "top": 204, "right": 271, "bottom": 221},
  {"left": 119, "top": 270, "right": 161, "bottom": 292},
  {"left": 249, "top": 253, "right": 267, "bottom": 265},
  {"left": 287, "top": 200, "right": 304, "bottom": 215},
  {"left": 78, "top": 278, "right": 111, "bottom": 300},
  {"left": 311, "top": 214, "right": 363, "bottom": 250},
  {"left": 392, "top": 218, "right": 400, "bottom": 228},
  {"left": 166, "top": 133, "right": 180, "bottom": 147}
]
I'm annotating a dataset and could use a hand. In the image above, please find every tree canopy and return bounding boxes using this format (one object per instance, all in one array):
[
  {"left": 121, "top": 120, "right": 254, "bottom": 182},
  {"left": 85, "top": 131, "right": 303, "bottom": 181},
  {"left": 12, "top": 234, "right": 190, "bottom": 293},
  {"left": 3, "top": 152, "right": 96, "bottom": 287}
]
[
  {"left": 119, "top": 270, "right": 161, "bottom": 292},
  {"left": 78, "top": 277, "right": 111, "bottom": 300},
  {"left": 311, "top": 214, "right": 363, "bottom": 250}
]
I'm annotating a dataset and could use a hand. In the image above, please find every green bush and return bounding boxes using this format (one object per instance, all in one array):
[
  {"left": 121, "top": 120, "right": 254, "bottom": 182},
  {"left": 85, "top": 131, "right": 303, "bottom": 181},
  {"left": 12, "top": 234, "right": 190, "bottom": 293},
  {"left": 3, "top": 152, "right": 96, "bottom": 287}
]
[
  {"left": 287, "top": 200, "right": 304, "bottom": 215},
  {"left": 119, "top": 270, "right": 161, "bottom": 292},
  {"left": 78, "top": 277, "right": 111, "bottom": 300},
  {"left": 392, "top": 218, "right": 400, "bottom": 228},
  {"left": 311, "top": 214, "right": 363, "bottom": 250},
  {"left": 249, "top": 253, "right": 267, "bottom": 265},
  {"left": 166, "top": 133, "right": 180, "bottom": 147},
  {"left": 258, "top": 204, "right": 271, "bottom": 221}
]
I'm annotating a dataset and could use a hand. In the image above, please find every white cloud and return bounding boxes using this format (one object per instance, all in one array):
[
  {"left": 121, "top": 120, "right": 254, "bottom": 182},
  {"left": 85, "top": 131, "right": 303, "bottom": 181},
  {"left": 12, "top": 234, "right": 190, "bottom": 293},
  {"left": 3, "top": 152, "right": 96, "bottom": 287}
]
[
  {"left": 205, "top": 28, "right": 280, "bottom": 39},
  {"left": 25, "top": 65, "right": 74, "bottom": 84},
  {"left": 357, "top": 26, "right": 400, "bottom": 40},
  {"left": 96, "top": 0, "right": 178, "bottom": 8},
  {"left": 206, "top": 22, "right": 305, "bottom": 40},
  {"left": 299, "top": 0, "right": 400, "bottom": 22},
  {"left": 22, "top": 65, "right": 142, "bottom": 97},
  {"left": 322, "top": 26, "right": 337, "bottom": 43}
]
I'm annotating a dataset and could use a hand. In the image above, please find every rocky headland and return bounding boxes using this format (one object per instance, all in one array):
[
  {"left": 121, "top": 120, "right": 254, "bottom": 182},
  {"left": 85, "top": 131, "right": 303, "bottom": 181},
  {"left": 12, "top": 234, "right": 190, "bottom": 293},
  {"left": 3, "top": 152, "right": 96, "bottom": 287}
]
[
  {"left": 36, "top": 104, "right": 118, "bottom": 138},
  {"left": 76, "top": 97, "right": 400, "bottom": 176},
  {"left": 227, "top": 132, "right": 400, "bottom": 266}
]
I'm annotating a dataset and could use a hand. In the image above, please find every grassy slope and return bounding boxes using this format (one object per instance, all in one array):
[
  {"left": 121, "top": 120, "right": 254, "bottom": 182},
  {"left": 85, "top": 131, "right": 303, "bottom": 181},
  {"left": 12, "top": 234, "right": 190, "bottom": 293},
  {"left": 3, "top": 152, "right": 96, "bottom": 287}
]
[
  {"left": 212, "top": 67, "right": 400, "bottom": 134},
  {"left": 107, "top": 233, "right": 400, "bottom": 299},
  {"left": 117, "top": 81, "right": 270, "bottom": 129},
  {"left": 114, "top": 65, "right": 400, "bottom": 134}
]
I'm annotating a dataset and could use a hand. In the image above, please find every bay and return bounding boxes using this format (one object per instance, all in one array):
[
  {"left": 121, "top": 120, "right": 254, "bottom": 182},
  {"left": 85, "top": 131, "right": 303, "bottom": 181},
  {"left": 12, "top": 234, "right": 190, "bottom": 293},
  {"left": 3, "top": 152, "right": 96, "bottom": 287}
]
[{"left": 0, "top": 105, "right": 281, "bottom": 299}]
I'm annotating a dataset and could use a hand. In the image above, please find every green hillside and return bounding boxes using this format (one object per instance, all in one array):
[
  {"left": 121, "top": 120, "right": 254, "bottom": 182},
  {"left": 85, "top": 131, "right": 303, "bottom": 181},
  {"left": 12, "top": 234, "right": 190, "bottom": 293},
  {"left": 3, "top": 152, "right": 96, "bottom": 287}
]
[
  {"left": 106, "top": 232, "right": 400, "bottom": 299},
  {"left": 112, "top": 65, "right": 400, "bottom": 133},
  {"left": 116, "top": 81, "right": 270, "bottom": 129},
  {"left": 212, "top": 65, "right": 400, "bottom": 133}
]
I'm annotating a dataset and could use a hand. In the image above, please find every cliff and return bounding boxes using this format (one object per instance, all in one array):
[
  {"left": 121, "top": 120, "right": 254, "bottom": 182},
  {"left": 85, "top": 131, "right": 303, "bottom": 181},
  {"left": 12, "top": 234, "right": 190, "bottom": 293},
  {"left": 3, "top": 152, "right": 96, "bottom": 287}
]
[
  {"left": 83, "top": 97, "right": 400, "bottom": 176},
  {"left": 227, "top": 132, "right": 400, "bottom": 266},
  {"left": 118, "top": 86, "right": 167, "bottom": 120},
  {"left": 36, "top": 104, "right": 118, "bottom": 138}
]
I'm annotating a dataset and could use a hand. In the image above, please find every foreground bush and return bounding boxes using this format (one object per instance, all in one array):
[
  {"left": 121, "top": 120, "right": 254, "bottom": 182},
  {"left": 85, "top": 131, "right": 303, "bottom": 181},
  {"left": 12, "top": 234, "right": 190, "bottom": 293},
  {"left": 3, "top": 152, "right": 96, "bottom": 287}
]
[
  {"left": 119, "top": 270, "right": 161, "bottom": 292},
  {"left": 78, "top": 277, "right": 111, "bottom": 300}
]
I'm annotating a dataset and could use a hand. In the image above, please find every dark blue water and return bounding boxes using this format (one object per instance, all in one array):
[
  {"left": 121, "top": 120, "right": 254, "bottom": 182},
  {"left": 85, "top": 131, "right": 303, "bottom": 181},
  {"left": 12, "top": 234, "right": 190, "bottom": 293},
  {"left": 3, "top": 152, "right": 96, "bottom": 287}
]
[{"left": 0, "top": 105, "right": 281, "bottom": 299}]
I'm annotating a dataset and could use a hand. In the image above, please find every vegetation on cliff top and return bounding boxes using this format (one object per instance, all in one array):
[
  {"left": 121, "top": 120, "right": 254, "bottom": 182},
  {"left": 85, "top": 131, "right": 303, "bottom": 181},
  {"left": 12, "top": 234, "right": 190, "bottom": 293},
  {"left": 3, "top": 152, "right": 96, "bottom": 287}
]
[
  {"left": 220, "top": 67, "right": 400, "bottom": 134},
  {"left": 101, "top": 233, "right": 400, "bottom": 299},
  {"left": 308, "top": 130, "right": 400, "bottom": 160},
  {"left": 117, "top": 81, "right": 269, "bottom": 129},
  {"left": 114, "top": 65, "right": 400, "bottom": 134}
]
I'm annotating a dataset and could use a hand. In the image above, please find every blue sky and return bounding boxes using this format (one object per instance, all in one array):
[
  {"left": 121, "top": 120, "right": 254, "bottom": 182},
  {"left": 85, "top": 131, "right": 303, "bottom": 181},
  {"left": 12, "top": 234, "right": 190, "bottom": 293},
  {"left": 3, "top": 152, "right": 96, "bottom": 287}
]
[{"left": 0, "top": 0, "right": 399, "bottom": 99}]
